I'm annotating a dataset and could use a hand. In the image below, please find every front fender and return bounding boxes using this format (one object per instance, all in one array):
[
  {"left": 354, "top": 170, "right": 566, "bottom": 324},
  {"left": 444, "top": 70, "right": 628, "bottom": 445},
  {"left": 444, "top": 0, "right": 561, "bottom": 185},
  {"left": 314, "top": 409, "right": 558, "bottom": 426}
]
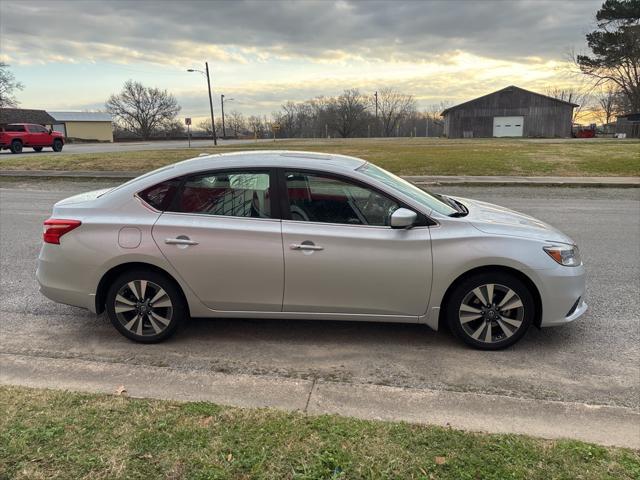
[{"left": 421, "top": 220, "right": 552, "bottom": 329}]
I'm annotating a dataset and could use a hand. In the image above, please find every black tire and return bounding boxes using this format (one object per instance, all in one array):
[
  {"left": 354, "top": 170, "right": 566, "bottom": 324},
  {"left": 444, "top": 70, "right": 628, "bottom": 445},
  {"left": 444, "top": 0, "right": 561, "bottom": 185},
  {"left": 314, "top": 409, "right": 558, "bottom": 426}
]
[
  {"left": 105, "top": 269, "right": 186, "bottom": 343},
  {"left": 10, "top": 140, "right": 23, "bottom": 154},
  {"left": 445, "top": 271, "right": 534, "bottom": 350},
  {"left": 52, "top": 139, "right": 63, "bottom": 152},
  {"left": 33, "top": 146, "right": 43, "bottom": 152}
]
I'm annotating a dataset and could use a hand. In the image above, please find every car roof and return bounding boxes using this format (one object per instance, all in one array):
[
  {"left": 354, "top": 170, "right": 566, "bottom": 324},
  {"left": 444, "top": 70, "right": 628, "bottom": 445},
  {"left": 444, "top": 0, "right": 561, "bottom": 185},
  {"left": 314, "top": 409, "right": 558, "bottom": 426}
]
[
  {"left": 171, "top": 150, "right": 367, "bottom": 174},
  {"left": 102, "top": 150, "right": 369, "bottom": 202}
]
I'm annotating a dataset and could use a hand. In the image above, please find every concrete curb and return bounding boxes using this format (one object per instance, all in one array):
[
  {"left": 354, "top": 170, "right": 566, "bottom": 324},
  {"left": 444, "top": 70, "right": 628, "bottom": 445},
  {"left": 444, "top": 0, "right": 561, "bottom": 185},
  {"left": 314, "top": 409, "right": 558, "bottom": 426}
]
[
  {"left": 0, "top": 170, "right": 140, "bottom": 179},
  {"left": 2, "top": 352, "right": 638, "bottom": 448},
  {"left": 1, "top": 169, "right": 638, "bottom": 187},
  {"left": 406, "top": 175, "right": 640, "bottom": 188}
]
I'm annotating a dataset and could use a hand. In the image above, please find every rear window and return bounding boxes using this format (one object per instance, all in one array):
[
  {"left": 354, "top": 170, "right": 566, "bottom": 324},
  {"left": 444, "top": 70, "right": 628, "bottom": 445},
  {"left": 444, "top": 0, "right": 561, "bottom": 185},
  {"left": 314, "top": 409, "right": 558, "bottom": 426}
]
[
  {"left": 4, "top": 124, "right": 26, "bottom": 132},
  {"left": 138, "top": 178, "right": 181, "bottom": 211}
]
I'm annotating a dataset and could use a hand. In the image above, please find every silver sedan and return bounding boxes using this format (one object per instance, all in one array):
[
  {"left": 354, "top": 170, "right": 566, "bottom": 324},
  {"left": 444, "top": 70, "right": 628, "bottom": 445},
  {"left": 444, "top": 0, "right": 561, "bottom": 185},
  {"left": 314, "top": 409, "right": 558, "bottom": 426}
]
[{"left": 37, "top": 151, "right": 587, "bottom": 349}]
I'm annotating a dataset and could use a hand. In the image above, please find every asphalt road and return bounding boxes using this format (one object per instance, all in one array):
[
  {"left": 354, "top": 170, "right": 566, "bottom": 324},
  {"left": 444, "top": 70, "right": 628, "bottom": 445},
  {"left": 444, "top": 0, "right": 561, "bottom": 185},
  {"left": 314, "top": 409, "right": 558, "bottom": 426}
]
[
  {"left": 0, "top": 138, "right": 271, "bottom": 156},
  {"left": 1, "top": 180, "right": 638, "bottom": 409}
]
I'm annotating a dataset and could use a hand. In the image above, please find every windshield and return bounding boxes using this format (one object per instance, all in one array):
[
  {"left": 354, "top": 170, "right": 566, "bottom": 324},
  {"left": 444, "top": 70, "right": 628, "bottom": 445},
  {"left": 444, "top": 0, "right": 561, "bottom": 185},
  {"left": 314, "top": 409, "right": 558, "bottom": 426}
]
[{"left": 358, "top": 163, "right": 458, "bottom": 216}]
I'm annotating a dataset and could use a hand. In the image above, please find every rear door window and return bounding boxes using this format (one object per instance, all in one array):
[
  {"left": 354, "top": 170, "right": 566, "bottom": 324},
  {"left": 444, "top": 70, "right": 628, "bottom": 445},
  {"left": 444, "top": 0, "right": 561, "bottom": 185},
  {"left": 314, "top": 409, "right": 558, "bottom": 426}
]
[{"left": 173, "top": 171, "right": 272, "bottom": 218}]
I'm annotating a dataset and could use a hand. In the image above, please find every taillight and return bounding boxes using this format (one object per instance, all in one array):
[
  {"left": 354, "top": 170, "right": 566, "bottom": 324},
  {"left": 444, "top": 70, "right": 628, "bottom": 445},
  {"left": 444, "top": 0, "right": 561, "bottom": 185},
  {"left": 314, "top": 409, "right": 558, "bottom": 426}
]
[{"left": 43, "top": 219, "right": 81, "bottom": 244}]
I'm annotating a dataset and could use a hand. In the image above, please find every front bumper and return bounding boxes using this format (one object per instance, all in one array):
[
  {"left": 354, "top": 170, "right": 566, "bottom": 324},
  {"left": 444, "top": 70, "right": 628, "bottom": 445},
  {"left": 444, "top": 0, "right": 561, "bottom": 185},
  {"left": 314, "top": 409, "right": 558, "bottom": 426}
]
[{"left": 535, "top": 263, "right": 587, "bottom": 327}]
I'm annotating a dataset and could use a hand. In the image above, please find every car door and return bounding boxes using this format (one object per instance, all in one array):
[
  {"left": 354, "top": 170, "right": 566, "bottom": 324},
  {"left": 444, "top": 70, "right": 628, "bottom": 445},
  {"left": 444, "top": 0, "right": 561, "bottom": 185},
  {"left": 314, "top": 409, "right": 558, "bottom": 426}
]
[
  {"left": 151, "top": 169, "right": 284, "bottom": 312},
  {"left": 26, "top": 124, "right": 49, "bottom": 145},
  {"left": 280, "top": 170, "right": 433, "bottom": 318}
]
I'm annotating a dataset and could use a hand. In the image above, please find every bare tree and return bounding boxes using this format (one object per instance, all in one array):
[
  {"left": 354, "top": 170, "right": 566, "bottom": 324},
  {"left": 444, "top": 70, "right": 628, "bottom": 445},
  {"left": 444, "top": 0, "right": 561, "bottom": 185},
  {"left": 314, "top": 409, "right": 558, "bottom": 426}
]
[
  {"left": 226, "top": 111, "right": 246, "bottom": 137},
  {"left": 247, "top": 115, "right": 266, "bottom": 137},
  {"left": 327, "top": 89, "right": 368, "bottom": 138},
  {"left": 105, "top": 80, "right": 181, "bottom": 139},
  {"left": 422, "top": 101, "right": 450, "bottom": 137},
  {"left": 197, "top": 118, "right": 215, "bottom": 136},
  {"left": 594, "top": 86, "right": 621, "bottom": 124},
  {"left": 159, "top": 119, "right": 185, "bottom": 137},
  {"left": 0, "top": 62, "right": 24, "bottom": 108},
  {"left": 375, "top": 88, "right": 417, "bottom": 137},
  {"left": 546, "top": 86, "right": 594, "bottom": 123},
  {"left": 275, "top": 102, "right": 297, "bottom": 137}
]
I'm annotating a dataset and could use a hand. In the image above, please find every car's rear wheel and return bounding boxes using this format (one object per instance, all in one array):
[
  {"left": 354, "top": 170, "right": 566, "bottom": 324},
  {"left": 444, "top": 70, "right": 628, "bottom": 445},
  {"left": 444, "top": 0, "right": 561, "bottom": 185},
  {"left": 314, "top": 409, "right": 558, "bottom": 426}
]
[
  {"left": 446, "top": 271, "right": 534, "bottom": 350},
  {"left": 52, "top": 139, "right": 63, "bottom": 152},
  {"left": 33, "top": 146, "right": 43, "bottom": 152},
  {"left": 105, "top": 270, "right": 186, "bottom": 343},
  {"left": 10, "top": 140, "right": 23, "bottom": 154}
]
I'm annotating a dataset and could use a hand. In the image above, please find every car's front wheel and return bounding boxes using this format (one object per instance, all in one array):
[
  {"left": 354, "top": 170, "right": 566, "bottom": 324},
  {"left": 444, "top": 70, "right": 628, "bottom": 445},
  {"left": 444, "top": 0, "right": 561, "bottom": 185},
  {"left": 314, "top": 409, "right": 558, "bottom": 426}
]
[
  {"left": 446, "top": 271, "right": 534, "bottom": 350},
  {"left": 52, "top": 139, "right": 63, "bottom": 152},
  {"left": 105, "top": 270, "right": 186, "bottom": 343}
]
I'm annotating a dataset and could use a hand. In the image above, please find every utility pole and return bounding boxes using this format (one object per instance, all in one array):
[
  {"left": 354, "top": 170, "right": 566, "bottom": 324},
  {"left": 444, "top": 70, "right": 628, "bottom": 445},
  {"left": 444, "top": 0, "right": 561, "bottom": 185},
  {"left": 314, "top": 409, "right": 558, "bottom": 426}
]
[
  {"left": 187, "top": 63, "right": 218, "bottom": 145},
  {"left": 221, "top": 94, "right": 226, "bottom": 138},
  {"left": 205, "top": 62, "right": 217, "bottom": 145}
]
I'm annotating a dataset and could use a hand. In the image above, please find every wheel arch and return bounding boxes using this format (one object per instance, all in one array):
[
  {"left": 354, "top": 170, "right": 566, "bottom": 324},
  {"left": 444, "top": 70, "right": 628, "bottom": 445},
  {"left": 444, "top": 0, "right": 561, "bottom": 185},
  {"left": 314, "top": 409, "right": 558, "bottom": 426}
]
[
  {"left": 437, "top": 265, "right": 543, "bottom": 329},
  {"left": 95, "top": 261, "right": 190, "bottom": 316}
]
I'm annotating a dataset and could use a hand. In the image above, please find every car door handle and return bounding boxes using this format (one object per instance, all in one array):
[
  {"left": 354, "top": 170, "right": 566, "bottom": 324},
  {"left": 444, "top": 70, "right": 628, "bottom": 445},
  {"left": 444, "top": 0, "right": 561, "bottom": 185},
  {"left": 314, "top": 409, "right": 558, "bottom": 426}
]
[
  {"left": 165, "top": 237, "right": 199, "bottom": 246},
  {"left": 290, "top": 243, "right": 324, "bottom": 251}
]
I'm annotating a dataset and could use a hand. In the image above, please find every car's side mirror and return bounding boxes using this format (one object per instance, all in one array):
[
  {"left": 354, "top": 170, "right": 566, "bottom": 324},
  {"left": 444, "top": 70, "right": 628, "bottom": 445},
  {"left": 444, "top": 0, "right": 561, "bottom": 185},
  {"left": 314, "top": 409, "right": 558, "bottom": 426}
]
[{"left": 391, "top": 208, "right": 418, "bottom": 229}]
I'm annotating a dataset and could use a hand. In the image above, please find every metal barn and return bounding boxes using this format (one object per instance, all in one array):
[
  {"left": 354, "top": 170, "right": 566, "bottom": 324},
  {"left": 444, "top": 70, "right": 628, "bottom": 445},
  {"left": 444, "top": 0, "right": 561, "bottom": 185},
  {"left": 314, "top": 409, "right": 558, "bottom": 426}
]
[{"left": 441, "top": 86, "right": 577, "bottom": 138}]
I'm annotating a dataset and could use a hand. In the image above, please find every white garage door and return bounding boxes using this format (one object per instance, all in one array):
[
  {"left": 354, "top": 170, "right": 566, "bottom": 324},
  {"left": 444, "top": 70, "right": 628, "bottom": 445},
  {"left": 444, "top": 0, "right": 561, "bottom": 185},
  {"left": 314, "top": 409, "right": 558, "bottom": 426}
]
[{"left": 493, "top": 116, "right": 524, "bottom": 137}]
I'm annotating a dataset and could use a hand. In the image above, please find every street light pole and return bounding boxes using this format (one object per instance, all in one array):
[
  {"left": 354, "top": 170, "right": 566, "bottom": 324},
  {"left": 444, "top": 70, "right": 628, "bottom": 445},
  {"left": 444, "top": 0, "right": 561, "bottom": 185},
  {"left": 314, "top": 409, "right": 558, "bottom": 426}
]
[
  {"left": 187, "top": 63, "right": 218, "bottom": 145},
  {"left": 221, "top": 94, "right": 226, "bottom": 138},
  {"left": 205, "top": 62, "right": 217, "bottom": 145}
]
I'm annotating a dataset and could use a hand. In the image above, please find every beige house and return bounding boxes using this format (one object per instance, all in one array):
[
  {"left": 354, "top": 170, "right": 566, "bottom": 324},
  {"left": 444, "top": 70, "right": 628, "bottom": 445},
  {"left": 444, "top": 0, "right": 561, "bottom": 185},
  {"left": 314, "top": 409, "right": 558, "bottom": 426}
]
[{"left": 48, "top": 111, "right": 113, "bottom": 142}]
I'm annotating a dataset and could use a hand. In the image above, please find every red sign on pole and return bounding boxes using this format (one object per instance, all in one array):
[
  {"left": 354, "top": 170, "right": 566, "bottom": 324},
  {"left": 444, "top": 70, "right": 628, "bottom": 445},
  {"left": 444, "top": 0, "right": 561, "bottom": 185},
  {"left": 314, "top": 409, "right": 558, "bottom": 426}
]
[{"left": 185, "top": 118, "right": 192, "bottom": 126}]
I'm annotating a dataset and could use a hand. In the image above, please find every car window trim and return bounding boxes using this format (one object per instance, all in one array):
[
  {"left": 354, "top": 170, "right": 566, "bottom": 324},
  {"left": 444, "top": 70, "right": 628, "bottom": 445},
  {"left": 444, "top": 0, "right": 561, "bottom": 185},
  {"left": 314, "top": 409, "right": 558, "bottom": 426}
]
[
  {"left": 156, "top": 210, "right": 281, "bottom": 223},
  {"left": 276, "top": 167, "right": 435, "bottom": 227}
]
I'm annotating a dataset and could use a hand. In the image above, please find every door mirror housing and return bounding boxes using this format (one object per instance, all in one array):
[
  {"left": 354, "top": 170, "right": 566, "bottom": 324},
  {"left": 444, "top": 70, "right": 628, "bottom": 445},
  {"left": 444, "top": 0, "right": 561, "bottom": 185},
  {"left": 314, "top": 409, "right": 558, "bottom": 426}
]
[{"left": 390, "top": 208, "right": 418, "bottom": 229}]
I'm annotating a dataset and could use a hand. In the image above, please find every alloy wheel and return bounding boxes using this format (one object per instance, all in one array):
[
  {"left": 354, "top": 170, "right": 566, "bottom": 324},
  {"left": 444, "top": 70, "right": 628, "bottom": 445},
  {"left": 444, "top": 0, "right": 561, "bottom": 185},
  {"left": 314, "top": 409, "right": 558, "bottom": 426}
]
[
  {"left": 114, "top": 280, "right": 173, "bottom": 336},
  {"left": 458, "top": 283, "right": 525, "bottom": 344}
]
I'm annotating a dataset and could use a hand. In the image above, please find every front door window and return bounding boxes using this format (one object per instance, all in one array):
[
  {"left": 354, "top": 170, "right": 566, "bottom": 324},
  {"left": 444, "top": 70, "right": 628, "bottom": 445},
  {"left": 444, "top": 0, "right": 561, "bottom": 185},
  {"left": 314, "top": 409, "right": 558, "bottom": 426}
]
[{"left": 285, "top": 171, "right": 399, "bottom": 226}]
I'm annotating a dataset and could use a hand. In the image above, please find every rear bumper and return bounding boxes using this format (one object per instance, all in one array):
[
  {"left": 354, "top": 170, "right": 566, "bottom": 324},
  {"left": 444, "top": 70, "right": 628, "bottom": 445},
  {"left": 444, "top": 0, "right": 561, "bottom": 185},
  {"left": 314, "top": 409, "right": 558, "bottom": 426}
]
[{"left": 36, "top": 246, "right": 95, "bottom": 312}]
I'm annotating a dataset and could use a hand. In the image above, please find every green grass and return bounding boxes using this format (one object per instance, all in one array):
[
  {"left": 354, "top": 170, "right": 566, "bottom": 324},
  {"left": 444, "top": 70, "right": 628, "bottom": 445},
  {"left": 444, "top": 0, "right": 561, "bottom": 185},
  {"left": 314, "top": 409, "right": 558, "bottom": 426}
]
[
  {"left": 1, "top": 138, "right": 639, "bottom": 176},
  {"left": 1, "top": 386, "right": 638, "bottom": 479}
]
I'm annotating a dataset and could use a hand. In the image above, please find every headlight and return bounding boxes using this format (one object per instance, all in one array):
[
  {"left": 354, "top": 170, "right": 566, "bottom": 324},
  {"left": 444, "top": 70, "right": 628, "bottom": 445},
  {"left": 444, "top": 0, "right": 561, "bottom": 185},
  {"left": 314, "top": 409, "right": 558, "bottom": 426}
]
[{"left": 543, "top": 244, "right": 581, "bottom": 267}]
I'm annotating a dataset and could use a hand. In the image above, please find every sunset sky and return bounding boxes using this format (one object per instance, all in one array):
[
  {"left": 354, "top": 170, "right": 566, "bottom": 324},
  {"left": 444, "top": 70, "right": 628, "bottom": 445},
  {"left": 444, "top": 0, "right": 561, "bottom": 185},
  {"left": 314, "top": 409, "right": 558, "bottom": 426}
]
[{"left": 1, "top": 0, "right": 602, "bottom": 122}]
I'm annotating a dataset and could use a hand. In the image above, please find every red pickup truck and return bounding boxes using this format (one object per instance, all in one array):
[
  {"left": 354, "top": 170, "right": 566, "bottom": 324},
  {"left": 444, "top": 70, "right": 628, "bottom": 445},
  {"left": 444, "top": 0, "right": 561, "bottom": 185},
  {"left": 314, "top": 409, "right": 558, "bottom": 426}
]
[{"left": 0, "top": 123, "right": 65, "bottom": 154}]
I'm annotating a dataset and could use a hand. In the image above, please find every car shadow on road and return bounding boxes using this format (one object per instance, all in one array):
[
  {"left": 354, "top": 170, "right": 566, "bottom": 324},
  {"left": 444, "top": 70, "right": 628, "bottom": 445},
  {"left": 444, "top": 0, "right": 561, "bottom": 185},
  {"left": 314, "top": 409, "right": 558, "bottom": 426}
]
[{"left": 172, "top": 315, "right": 582, "bottom": 353}]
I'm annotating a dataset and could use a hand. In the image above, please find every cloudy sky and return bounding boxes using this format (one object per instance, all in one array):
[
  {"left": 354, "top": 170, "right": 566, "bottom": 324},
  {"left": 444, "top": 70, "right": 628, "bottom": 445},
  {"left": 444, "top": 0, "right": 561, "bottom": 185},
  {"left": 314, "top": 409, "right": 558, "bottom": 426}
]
[{"left": 1, "top": 0, "right": 600, "bottom": 121}]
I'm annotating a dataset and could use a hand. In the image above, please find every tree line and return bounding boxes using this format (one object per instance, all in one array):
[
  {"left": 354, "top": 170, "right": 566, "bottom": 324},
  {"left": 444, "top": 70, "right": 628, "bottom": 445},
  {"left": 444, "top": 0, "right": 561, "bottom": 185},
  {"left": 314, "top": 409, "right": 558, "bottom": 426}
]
[{"left": 107, "top": 82, "right": 448, "bottom": 140}]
